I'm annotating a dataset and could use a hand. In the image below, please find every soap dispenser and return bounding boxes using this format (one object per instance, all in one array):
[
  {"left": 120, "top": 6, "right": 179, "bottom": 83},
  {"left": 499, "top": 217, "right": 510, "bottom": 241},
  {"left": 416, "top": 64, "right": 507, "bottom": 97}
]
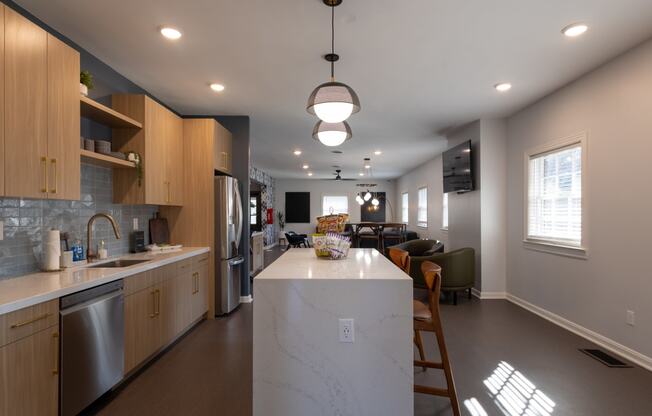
[{"left": 98, "top": 240, "right": 108, "bottom": 260}]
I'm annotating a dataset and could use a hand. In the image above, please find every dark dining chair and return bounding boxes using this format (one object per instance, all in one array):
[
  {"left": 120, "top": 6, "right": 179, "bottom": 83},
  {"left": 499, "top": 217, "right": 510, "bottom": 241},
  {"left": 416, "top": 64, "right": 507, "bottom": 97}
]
[{"left": 284, "top": 232, "right": 309, "bottom": 250}]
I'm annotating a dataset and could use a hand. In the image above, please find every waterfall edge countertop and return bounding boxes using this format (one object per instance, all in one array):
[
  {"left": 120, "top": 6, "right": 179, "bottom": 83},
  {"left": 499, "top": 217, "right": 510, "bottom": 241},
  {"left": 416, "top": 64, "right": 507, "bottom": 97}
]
[
  {"left": 253, "top": 248, "right": 414, "bottom": 416},
  {"left": 255, "top": 247, "right": 410, "bottom": 280},
  {"left": 0, "top": 247, "right": 210, "bottom": 315}
]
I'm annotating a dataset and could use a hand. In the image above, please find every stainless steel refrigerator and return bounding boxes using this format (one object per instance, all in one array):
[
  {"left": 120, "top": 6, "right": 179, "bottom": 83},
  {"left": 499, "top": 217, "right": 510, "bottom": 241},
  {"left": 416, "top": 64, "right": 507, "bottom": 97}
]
[{"left": 215, "top": 176, "right": 245, "bottom": 315}]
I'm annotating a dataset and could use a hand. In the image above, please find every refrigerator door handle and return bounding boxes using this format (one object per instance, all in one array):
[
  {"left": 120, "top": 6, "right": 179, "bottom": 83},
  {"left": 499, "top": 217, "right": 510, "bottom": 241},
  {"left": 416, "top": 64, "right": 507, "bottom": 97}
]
[
  {"left": 228, "top": 256, "right": 245, "bottom": 266},
  {"left": 233, "top": 182, "right": 243, "bottom": 249}
]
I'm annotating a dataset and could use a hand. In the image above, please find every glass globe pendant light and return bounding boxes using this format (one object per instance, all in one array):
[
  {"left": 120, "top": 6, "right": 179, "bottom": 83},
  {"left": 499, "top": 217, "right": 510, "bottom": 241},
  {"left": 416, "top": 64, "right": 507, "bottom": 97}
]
[
  {"left": 355, "top": 194, "right": 364, "bottom": 205},
  {"left": 364, "top": 190, "right": 372, "bottom": 201},
  {"left": 306, "top": 0, "right": 361, "bottom": 124},
  {"left": 313, "top": 120, "right": 352, "bottom": 147}
]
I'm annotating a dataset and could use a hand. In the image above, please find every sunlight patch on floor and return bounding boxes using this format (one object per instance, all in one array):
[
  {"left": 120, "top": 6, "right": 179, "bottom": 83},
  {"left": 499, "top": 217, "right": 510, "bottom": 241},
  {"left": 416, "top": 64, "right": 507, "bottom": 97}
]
[{"left": 465, "top": 361, "right": 556, "bottom": 416}]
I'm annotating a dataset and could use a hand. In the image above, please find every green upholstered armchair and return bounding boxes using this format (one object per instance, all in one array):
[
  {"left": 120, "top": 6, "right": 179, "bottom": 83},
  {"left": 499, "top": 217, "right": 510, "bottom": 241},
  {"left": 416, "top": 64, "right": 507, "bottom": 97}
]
[
  {"left": 426, "top": 248, "right": 475, "bottom": 304},
  {"left": 386, "top": 241, "right": 475, "bottom": 305},
  {"left": 385, "top": 239, "right": 444, "bottom": 287}
]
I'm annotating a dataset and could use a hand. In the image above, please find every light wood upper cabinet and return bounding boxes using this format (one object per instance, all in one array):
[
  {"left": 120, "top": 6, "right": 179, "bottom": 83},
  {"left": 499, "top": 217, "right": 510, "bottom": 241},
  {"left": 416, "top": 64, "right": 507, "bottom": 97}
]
[
  {"left": 0, "top": 6, "right": 4, "bottom": 197},
  {"left": 165, "top": 111, "right": 184, "bottom": 205},
  {"left": 112, "top": 95, "right": 183, "bottom": 206},
  {"left": 4, "top": 8, "right": 48, "bottom": 199},
  {"left": 3, "top": 8, "right": 80, "bottom": 200},
  {"left": 47, "top": 34, "right": 80, "bottom": 200},
  {"left": 214, "top": 121, "right": 233, "bottom": 175}
]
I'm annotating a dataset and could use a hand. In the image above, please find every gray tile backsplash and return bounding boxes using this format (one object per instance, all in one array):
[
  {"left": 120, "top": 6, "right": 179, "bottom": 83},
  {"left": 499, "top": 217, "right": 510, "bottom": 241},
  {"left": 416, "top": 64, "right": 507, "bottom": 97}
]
[{"left": 0, "top": 163, "right": 159, "bottom": 279}]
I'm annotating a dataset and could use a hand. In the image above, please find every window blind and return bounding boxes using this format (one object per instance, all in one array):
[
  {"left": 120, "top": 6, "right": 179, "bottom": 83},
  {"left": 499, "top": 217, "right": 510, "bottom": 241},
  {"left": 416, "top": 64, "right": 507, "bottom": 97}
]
[{"left": 528, "top": 144, "right": 582, "bottom": 246}]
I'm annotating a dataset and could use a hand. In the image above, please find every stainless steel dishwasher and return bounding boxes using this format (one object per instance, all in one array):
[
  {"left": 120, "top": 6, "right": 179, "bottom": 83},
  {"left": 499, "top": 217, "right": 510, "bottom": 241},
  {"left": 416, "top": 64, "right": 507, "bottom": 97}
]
[{"left": 60, "top": 280, "right": 124, "bottom": 416}]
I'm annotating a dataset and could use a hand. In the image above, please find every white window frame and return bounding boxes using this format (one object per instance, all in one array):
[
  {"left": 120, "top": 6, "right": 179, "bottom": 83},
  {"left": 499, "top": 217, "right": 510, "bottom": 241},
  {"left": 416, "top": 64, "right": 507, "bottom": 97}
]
[
  {"left": 442, "top": 192, "right": 448, "bottom": 231},
  {"left": 523, "top": 132, "right": 588, "bottom": 259},
  {"left": 322, "top": 195, "right": 349, "bottom": 216},
  {"left": 401, "top": 192, "right": 409, "bottom": 224},
  {"left": 417, "top": 187, "right": 428, "bottom": 228}
]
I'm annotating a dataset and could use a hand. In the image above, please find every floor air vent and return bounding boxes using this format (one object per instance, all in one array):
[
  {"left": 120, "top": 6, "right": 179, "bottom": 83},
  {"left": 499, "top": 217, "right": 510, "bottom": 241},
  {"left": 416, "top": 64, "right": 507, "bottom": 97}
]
[{"left": 579, "top": 349, "right": 632, "bottom": 368}]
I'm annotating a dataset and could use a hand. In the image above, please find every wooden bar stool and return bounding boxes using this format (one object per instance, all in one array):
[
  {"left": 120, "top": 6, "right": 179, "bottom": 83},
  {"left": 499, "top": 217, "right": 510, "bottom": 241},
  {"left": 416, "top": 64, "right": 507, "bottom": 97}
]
[
  {"left": 413, "top": 261, "right": 460, "bottom": 416},
  {"left": 388, "top": 247, "right": 410, "bottom": 274}
]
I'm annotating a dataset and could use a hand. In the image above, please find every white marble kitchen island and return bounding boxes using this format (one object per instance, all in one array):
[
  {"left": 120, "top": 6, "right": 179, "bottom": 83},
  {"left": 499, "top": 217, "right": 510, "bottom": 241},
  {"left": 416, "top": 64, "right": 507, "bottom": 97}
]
[{"left": 253, "top": 248, "right": 413, "bottom": 416}]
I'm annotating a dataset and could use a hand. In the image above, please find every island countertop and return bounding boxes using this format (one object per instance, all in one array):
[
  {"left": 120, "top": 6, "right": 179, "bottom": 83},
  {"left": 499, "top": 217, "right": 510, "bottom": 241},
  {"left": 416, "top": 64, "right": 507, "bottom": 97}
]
[
  {"left": 255, "top": 248, "right": 411, "bottom": 280},
  {"left": 0, "top": 247, "right": 210, "bottom": 315},
  {"left": 253, "top": 248, "right": 414, "bottom": 416}
]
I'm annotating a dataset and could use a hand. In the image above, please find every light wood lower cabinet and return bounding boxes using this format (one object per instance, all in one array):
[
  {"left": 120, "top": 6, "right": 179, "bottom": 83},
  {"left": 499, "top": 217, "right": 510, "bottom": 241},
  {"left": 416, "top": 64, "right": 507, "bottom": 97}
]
[
  {"left": 0, "top": 325, "right": 59, "bottom": 416},
  {"left": 123, "top": 254, "right": 209, "bottom": 375},
  {"left": 124, "top": 280, "right": 160, "bottom": 374}
]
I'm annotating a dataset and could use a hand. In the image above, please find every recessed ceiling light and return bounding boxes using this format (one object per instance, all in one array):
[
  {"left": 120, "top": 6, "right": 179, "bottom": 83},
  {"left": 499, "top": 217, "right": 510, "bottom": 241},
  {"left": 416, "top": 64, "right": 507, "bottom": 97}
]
[
  {"left": 293, "top": 149, "right": 302, "bottom": 156},
  {"left": 494, "top": 83, "right": 512, "bottom": 92},
  {"left": 359, "top": 172, "right": 364, "bottom": 176},
  {"left": 562, "top": 23, "right": 588, "bottom": 38},
  {"left": 160, "top": 27, "right": 182, "bottom": 40},
  {"left": 374, "top": 150, "right": 382, "bottom": 155},
  {"left": 302, "top": 164, "right": 309, "bottom": 169},
  {"left": 308, "top": 172, "right": 313, "bottom": 176},
  {"left": 210, "top": 83, "right": 225, "bottom": 92}
]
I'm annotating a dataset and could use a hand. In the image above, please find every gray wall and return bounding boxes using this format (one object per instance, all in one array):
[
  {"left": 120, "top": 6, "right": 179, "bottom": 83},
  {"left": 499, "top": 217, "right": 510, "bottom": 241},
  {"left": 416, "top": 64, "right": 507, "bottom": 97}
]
[
  {"left": 0, "top": 164, "right": 158, "bottom": 278},
  {"left": 447, "top": 121, "right": 482, "bottom": 290},
  {"left": 506, "top": 38, "right": 652, "bottom": 359}
]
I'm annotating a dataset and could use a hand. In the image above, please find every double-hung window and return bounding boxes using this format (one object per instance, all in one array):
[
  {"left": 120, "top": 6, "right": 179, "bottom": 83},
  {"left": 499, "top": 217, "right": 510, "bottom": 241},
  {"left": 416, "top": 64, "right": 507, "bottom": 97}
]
[
  {"left": 417, "top": 187, "right": 428, "bottom": 228},
  {"left": 322, "top": 195, "right": 348, "bottom": 216},
  {"left": 526, "top": 135, "right": 585, "bottom": 250},
  {"left": 401, "top": 192, "right": 409, "bottom": 223}
]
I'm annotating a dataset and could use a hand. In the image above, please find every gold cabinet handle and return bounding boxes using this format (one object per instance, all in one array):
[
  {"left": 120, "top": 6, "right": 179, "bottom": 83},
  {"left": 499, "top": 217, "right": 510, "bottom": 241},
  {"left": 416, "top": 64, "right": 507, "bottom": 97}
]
[
  {"left": 167, "top": 182, "right": 171, "bottom": 203},
  {"left": 52, "top": 333, "right": 60, "bottom": 375},
  {"left": 156, "top": 289, "right": 161, "bottom": 316},
  {"left": 50, "top": 158, "right": 58, "bottom": 194},
  {"left": 149, "top": 290, "right": 157, "bottom": 318},
  {"left": 10, "top": 312, "right": 52, "bottom": 329},
  {"left": 41, "top": 156, "right": 48, "bottom": 193},
  {"left": 221, "top": 152, "right": 227, "bottom": 169}
]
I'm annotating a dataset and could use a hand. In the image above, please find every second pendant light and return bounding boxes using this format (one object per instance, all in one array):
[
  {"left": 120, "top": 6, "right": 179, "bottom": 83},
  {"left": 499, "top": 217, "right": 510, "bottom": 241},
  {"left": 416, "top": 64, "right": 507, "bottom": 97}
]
[{"left": 308, "top": 0, "right": 360, "bottom": 147}]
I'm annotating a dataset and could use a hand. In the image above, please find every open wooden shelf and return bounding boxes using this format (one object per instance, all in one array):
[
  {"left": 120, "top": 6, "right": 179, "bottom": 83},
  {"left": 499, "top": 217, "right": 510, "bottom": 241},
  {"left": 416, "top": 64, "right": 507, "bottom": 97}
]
[
  {"left": 80, "top": 149, "right": 136, "bottom": 169},
  {"left": 80, "top": 95, "right": 143, "bottom": 129}
]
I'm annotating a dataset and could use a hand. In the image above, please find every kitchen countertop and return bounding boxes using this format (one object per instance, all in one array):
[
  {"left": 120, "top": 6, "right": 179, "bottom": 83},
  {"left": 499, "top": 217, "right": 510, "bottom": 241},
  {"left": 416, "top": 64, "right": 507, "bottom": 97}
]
[
  {"left": 0, "top": 247, "right": 210, "bottom": 315},
  {"left": 254, "top": 248, "right": 411, "bottom": 280}
]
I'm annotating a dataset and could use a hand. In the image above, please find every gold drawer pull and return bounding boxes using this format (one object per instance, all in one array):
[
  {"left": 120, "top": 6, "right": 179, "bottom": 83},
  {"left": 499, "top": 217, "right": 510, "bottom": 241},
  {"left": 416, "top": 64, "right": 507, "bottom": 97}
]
[
  {"left": 155, "top": 290, "right": 161, "bottom": 316},
  {"left": 52, "top": 333, "right": 60, "bottom": 375},
  {"left": 149, "top": 290, "right": 157, "bottom": 318},
  {"left": 50, "top": 158, "right": 58, "bottom": 194},
  {"left": 10, "top": 312, "right": 52, "bottom": 329},
  {"left": 41, "top": 156, "right": 48, "bottom": 193}
]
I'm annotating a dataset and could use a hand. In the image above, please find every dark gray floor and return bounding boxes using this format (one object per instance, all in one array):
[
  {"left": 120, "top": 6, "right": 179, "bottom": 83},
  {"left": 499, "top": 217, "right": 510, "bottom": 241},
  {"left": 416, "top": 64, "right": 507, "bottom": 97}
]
[{"left": 95, "top": 248, "right": 652, "bottom": 415}]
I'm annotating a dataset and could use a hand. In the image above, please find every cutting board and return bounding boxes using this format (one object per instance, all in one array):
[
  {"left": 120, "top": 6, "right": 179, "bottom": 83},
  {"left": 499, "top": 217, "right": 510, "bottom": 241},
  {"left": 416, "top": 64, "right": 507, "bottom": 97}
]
[{"left": 149, "top": 213, "right": 170, "bottom": 245}]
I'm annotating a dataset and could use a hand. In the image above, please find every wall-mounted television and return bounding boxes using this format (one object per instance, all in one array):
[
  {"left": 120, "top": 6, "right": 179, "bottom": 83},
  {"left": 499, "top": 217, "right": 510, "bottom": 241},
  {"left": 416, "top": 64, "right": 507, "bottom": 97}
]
[{"left": 443, "top": 140, "right": 474, "bottom": 193}]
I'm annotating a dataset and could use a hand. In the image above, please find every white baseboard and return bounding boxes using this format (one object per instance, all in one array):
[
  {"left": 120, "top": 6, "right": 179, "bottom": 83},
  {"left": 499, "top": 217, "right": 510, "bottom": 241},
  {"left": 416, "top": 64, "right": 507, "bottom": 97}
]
[
  {"left": 239, "top": 295, "right": 253, "bottom": 304},
  {"left": 471, "top": 288, "right": 507, "bottom": 299},
  {"left": 506, "top": 293, "right": 652, "bottom": 372}
]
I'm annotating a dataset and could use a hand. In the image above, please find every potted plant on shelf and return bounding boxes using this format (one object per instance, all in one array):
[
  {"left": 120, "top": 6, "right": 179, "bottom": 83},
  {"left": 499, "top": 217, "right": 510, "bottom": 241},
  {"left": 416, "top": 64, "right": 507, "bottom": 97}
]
[
  {"left": 125, "top": 151, "right": 143, "bottom": 186},
  {"left": 80, "top": 70, "right": 94, "bottom": 96}
]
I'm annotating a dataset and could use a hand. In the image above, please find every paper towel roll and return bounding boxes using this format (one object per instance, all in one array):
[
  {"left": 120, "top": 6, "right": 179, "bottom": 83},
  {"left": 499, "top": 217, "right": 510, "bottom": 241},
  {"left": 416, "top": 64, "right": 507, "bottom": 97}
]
[{"left": 42, "top": 229, "right": 61, "bottom": 271}]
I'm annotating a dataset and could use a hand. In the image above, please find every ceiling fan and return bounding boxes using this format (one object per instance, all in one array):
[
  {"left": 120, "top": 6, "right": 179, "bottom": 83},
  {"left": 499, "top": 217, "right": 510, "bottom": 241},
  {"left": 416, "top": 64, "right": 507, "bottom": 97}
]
[{"left": 324, "top": 169, "right": 355, "bottom": 181}]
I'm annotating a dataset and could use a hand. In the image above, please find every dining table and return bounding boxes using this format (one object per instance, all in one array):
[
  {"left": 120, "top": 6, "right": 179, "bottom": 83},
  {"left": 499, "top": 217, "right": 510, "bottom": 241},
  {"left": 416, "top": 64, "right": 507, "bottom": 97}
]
[{"left": 348, "top": 222, "right": 407, "bottom": 250}]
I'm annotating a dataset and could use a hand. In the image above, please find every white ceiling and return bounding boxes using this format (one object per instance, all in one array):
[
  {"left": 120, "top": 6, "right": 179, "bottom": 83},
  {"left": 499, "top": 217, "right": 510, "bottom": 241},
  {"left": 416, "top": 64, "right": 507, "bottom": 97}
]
[{"left": 16, "top": 0, "right": 652, "bottom": 179}]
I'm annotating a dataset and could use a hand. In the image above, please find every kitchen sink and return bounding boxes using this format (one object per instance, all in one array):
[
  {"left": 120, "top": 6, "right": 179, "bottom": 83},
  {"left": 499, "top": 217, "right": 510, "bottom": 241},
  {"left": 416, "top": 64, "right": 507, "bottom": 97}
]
[{"left": 87, "top": 259, "right": 150, "bottom": 268}]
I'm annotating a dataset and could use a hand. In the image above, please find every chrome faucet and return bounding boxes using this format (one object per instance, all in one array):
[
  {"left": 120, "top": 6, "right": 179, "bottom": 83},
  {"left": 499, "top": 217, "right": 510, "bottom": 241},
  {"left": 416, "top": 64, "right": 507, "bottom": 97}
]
[{"left": 86, "top": 213, "right": 121, "bottom": 263}]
